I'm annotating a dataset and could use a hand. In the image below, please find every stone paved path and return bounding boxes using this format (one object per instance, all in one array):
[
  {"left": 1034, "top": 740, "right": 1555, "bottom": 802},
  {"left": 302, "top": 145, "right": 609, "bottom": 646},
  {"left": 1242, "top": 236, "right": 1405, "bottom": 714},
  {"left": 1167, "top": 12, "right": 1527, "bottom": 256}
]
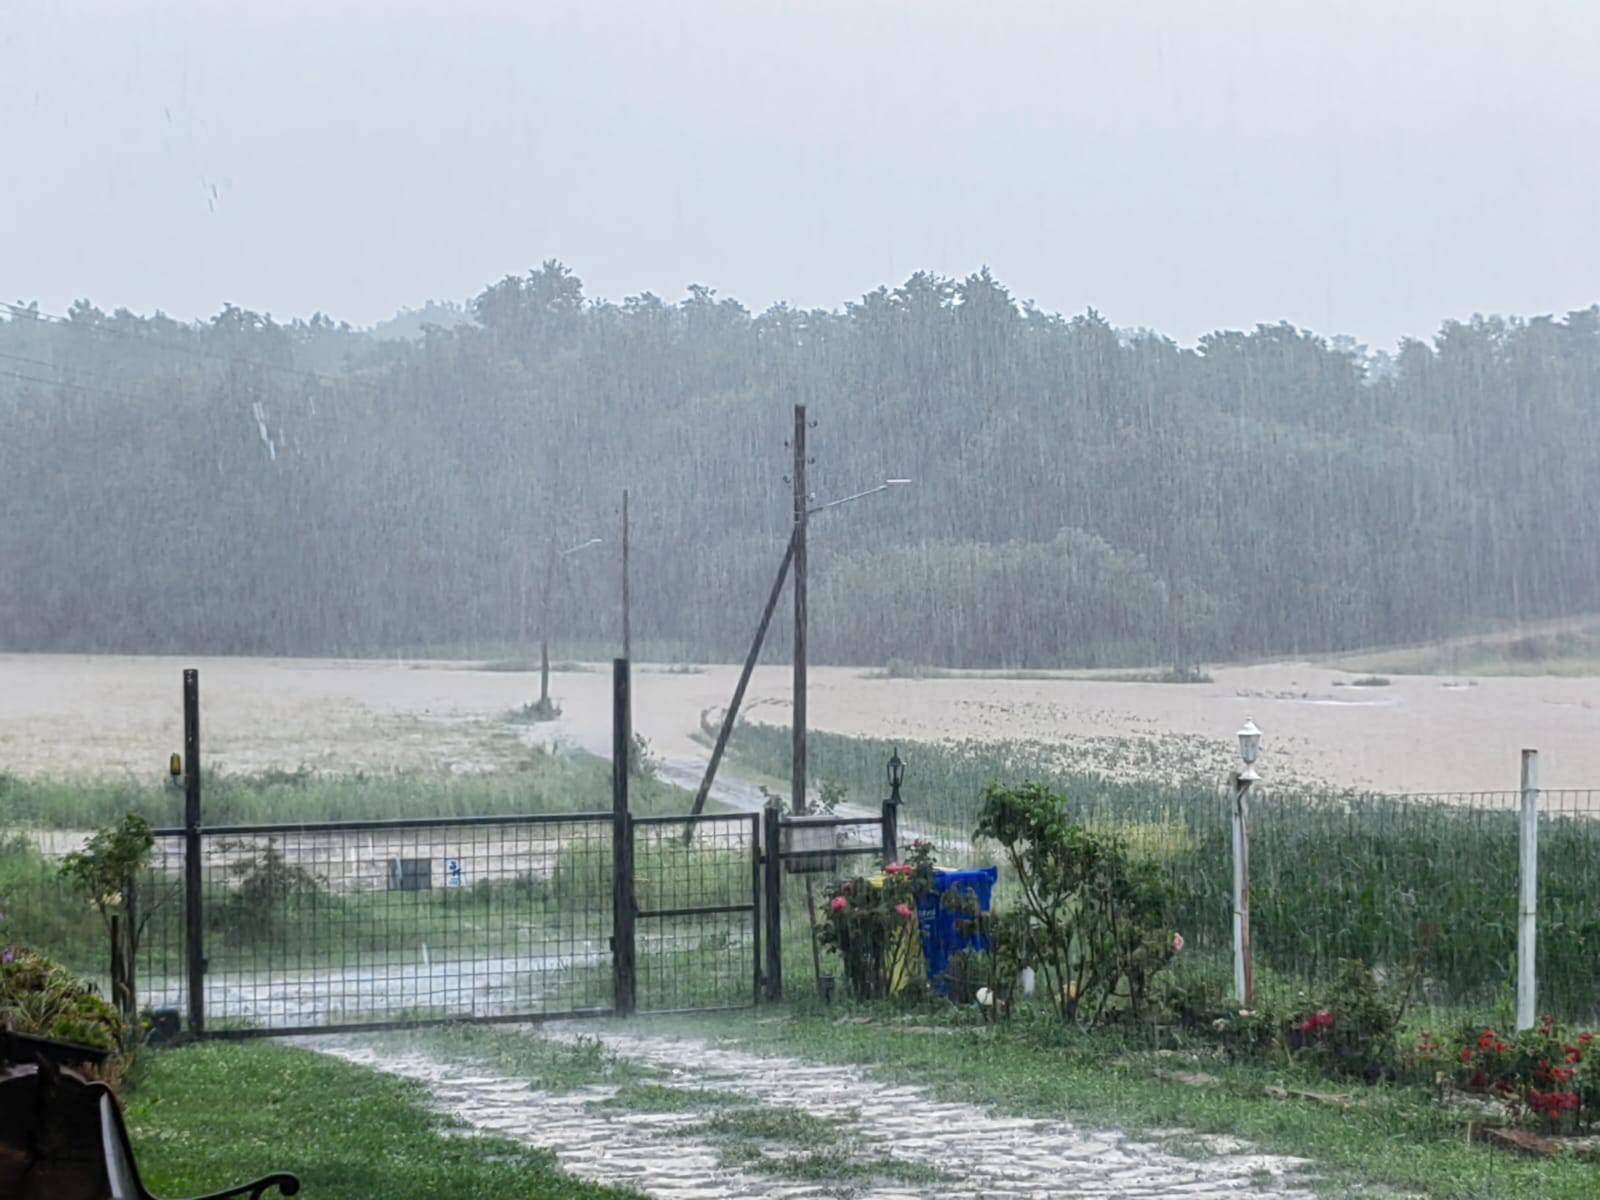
[{"left": 309, "top": 1026, "right": 1316, "bottom": 1198}]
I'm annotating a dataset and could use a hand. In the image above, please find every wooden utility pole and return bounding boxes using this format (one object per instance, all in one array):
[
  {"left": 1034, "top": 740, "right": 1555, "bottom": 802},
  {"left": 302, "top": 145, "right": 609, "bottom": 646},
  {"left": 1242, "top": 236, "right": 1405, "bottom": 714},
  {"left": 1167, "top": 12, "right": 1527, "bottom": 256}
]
[
  {"left": 792, "top": 404, "right": 808, "bottom": 815},
  {"left": 621, "top": 489, "right": 631, "bottom": 661}
]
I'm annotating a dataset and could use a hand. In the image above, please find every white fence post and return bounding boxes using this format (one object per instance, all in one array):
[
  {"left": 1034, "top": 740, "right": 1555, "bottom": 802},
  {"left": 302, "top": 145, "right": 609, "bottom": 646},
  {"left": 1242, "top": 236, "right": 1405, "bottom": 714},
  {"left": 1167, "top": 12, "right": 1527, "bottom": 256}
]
[
  {"left": 1231, "top": 774, "right": 1252, "bottom": 1007},
  {"left": 1517, "top": 748, "right": 1539, "bottom": 1031}
]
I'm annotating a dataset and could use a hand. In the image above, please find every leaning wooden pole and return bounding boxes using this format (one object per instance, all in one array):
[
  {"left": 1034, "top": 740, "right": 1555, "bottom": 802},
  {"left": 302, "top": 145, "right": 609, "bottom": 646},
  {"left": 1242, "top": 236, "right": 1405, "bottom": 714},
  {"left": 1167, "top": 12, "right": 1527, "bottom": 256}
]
[{"left": 688, "top": 531, "right": 797, "bottom": 818}]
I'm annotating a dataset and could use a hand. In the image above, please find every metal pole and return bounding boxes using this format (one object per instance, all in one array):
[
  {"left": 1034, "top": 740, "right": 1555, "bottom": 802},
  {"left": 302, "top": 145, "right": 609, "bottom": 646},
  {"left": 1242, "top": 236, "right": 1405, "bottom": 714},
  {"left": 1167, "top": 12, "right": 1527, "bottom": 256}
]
[
  {"left": 621, "top": 489, "right": 631, "bottom": 661},
  {"left": 882, "top": 795, "right": 899, "bottom": 865},
  {"left": 612, "top": 658, "right": 636, "bottom": 1017},
  {"left": 1231, "top": 774, "right": 1253, "bottom": 1009},
  {"left": 182, "top": 669, "right": 205, "bottom": 1037},
  {"left": 689, "top": 531, "right": 797, "bottom": 818},
  {"left": 792, "top": 404, "right": 808, "bottom": 815},
  {"left": 1517, "top": 748, "right": 1539, "bottom": 1031},
  {"left": 763, "top": 798, "right": 783, "bottom": 1002}
]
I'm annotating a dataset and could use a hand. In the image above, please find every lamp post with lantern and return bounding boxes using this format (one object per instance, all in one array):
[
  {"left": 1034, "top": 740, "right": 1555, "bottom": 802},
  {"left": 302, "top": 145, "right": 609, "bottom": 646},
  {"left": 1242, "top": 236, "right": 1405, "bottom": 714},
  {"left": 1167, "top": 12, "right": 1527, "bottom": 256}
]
[
  {"left": 882, "top": 748, "right": 906, "bottom": 862},
  {"left": 1232, "top": 719, "right": 1262, "bottom": 1008}
]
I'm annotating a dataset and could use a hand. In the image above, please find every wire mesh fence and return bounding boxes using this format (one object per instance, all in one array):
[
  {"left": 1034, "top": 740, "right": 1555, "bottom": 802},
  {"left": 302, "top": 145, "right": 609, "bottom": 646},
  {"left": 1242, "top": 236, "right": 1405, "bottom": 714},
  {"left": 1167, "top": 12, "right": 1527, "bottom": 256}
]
[
  {"left": 632, "top": 813, "right": 759, "bottom": 1013},
  {"left": 175, "top": 814, "right": 617, "bottom": 1034}
]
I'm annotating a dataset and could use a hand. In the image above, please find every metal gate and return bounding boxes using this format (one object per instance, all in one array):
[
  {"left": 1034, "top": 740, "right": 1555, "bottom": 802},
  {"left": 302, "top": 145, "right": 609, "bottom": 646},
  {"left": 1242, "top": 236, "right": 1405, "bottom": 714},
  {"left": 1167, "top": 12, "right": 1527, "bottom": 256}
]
[
  {"left": 121, "top": 666, "right": 762, "bottom": 1038},
  {"left": 626, "top": 813, "right": 762, "bottom": 1014}
]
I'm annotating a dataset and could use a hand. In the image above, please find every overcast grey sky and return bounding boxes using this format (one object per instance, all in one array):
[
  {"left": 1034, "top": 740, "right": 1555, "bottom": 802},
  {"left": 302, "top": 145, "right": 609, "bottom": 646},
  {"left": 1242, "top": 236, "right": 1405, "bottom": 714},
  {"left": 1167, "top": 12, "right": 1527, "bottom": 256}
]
[{"left": 5, "top": 0, "right": 1596, "bottom": 348}]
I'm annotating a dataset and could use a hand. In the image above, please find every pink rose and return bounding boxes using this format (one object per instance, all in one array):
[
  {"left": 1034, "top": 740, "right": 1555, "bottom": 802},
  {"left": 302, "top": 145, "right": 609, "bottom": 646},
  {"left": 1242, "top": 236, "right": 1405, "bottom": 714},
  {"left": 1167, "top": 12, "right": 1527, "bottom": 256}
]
[
  {"left": 1171, "top": 932, "right": 1185, "bottom": 952},
  {"left": 896, "top": 903, "right": 914, "bottom": 921},
  {"left": 830, "top": 896, "right": 848, "bottom": 912}
]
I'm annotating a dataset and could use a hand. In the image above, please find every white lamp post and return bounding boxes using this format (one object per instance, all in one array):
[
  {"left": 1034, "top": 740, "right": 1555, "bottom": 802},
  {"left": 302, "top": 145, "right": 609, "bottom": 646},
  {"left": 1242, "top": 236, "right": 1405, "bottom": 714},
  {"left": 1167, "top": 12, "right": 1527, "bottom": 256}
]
[{"left": 1232, "top": 719, "right": 1261, "bottom": 1007}]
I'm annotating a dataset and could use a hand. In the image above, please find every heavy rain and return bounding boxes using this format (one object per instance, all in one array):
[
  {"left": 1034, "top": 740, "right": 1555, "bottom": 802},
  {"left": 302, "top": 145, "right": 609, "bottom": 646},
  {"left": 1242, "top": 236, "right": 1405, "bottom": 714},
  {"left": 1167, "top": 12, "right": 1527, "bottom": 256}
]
[{"left": 5, "top": 4, "right": 1600, "bottom": 1199}]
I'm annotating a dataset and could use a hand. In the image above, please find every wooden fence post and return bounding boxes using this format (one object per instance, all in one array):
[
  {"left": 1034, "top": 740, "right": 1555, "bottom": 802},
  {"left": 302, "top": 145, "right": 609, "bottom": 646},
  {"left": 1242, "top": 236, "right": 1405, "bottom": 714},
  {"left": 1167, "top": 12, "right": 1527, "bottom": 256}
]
[{"left": 1517, "top": 748, "right": 1539, "bottom": 1031}]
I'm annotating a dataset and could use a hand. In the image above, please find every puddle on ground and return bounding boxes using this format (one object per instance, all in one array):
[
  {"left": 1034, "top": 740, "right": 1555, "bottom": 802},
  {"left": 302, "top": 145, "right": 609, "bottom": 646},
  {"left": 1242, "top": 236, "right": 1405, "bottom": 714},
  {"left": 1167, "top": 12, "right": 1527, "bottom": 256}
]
[{"left": 305, "top": 1025, "right": 1316, "bottom": 1199}]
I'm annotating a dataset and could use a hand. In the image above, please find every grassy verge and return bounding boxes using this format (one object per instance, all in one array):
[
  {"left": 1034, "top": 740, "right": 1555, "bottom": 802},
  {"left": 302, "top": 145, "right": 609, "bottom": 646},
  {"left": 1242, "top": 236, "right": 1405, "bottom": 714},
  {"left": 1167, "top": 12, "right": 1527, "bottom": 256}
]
[
  {"left": 123, "top": 1041, "right": 636, "bottom": 1199},
  {"left": 647, "top": 1007, "right": 1599, "bottom": 1199}
]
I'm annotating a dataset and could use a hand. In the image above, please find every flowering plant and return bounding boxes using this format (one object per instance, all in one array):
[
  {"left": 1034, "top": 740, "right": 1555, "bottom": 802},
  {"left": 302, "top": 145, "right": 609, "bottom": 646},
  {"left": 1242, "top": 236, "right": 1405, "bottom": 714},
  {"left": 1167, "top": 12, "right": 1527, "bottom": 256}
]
[
  {"left": 817, "top": 844, "right": 935, "bottom": 1000},
  {"left": 1455, "top": 1015, "right": 1599, "bottom": 1131}
]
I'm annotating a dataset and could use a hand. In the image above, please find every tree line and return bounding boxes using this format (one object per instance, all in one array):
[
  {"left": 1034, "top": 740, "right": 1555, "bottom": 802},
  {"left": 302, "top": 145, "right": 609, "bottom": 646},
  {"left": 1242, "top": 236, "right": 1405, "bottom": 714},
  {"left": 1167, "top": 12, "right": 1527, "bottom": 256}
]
[{"left": 3, "top": 266, "right": 1598, "bottom": 669}]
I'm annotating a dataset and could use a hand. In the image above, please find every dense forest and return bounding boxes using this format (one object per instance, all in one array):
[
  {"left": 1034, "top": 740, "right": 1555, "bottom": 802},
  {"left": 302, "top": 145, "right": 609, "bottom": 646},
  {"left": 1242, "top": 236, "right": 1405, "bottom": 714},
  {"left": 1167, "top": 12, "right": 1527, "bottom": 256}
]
[{"left": 3, "top": 264, "right": 1598, "bottom": 668}]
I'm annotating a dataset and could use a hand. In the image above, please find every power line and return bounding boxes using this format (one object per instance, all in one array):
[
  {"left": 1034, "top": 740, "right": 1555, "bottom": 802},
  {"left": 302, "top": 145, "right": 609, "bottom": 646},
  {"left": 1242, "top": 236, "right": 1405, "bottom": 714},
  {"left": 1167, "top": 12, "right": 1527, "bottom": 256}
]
[
  {"left": 0, "top": 368, "right": 161, "bottom": 404},
  {"left": 0, "top": 299, "right": 390, "bottom": 394}
]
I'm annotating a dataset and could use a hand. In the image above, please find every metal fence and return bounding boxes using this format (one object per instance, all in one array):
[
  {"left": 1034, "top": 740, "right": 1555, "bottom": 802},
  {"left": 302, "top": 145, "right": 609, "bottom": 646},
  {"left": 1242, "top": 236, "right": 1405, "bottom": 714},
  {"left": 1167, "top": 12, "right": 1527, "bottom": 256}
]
[{"left": 173, "top": 814, "right": 616, "bottom": 1035}]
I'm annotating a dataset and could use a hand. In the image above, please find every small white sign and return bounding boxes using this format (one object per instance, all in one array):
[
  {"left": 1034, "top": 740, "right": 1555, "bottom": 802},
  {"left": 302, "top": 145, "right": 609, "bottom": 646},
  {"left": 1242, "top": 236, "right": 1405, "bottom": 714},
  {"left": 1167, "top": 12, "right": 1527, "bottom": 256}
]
[{"left": 446, "top": 858, "right": 464, "bottom": 888}]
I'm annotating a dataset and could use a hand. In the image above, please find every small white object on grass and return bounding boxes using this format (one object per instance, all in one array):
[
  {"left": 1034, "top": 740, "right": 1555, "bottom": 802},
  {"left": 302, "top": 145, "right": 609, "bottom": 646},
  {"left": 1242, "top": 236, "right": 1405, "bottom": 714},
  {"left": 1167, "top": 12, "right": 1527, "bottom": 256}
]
[
  {"left": 1020, "top": 966, "right": 1036, "bottom": 996},
  {"left": 976, "top": 987, "right": 994, "bottom": 1007}
]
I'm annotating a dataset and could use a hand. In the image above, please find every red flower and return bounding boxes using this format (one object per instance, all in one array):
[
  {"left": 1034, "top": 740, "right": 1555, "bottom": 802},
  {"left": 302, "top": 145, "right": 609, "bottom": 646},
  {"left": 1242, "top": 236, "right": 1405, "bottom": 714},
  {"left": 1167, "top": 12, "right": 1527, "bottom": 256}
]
[
  {"left": 895, "top": 903, "right": 914, "bottom": 921},
  {"left": 1460, "top": 1047, "right": 1473, "bottom": 1064},
  {"left": 830, "top": 896, "right": 848, "bottom": 913}
]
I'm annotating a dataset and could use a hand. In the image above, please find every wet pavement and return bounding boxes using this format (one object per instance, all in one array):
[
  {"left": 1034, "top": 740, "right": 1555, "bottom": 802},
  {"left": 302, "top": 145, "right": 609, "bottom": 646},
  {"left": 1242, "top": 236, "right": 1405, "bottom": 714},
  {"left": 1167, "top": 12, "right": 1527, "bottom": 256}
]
[{"left": 307, "top": 1025, "right": 1316, "bottom": 1198}]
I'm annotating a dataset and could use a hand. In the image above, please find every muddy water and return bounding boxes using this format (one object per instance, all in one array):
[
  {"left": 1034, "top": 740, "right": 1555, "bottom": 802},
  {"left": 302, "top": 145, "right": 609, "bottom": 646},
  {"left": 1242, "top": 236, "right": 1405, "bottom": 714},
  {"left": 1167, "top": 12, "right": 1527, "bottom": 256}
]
[{"left": 310, "top": 1026, "right": 1315, "bottom": 1198}]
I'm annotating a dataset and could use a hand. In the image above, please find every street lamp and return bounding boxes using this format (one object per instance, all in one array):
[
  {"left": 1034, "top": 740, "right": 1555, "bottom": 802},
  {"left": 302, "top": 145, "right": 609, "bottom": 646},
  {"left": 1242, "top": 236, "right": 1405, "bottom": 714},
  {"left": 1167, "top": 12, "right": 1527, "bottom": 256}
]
[
  {"left": 535, "top": 536, "right": 602, "bottom": 715},
  {"left": 807, "top": 477, "right": 914, "bottom": 517},
  {"left": 1237, "top": 718, "right": 1261, "bottom": 774},
  {"left": 1232, "top": 718, "right": 1261, "bottom": 1008}
]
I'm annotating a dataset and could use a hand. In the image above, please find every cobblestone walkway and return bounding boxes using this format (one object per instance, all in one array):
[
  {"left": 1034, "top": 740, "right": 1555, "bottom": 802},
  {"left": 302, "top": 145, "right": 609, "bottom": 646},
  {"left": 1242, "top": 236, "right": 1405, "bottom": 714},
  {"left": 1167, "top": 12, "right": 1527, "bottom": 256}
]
[{"left": 310, "top": 1026, "right": 1316, "bottom": 1198}]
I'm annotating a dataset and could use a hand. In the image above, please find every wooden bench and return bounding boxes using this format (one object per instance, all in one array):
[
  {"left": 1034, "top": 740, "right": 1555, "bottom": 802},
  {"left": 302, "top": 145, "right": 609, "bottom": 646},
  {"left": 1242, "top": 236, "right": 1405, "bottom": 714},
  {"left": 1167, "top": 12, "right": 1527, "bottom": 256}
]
[{"left": 1, "top": 1055, "right": 299, "bottom": 1200}]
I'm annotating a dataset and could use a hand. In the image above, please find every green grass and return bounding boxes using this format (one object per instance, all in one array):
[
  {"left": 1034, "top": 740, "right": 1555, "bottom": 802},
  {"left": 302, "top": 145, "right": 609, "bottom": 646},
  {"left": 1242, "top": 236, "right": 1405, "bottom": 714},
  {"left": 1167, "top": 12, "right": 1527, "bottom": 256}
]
[
  {"left": 0, "top": 745, "right": 689, "bottom": 829},
  {"left": 655, "top": 1008, "right": 1600, "bottom": 1200},
  {"left": 407, "top": 1024, "right": 658, "bottom": 1090},
  {"left": 123, "top": 1041, "right": 637, "bottom": 1199}
]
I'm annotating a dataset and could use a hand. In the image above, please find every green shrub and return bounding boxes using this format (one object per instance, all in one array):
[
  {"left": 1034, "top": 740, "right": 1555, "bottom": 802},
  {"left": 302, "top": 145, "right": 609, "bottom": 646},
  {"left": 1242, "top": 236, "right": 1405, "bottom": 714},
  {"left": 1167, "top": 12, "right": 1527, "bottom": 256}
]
[
  {"left": 0, "top": 946, "right": 123, "bottom": 1053},
  {"left": 974, "top": 782, "right": 1179, "bottom": 1024}
]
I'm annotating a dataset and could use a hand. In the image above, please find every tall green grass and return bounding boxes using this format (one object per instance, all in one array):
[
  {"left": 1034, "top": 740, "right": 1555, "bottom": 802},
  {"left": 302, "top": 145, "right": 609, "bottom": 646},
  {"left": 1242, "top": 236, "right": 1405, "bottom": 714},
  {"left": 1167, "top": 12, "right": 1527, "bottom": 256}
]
[
  {"left": 0, "top": 747, "right": 686, "bottom": 829},
  {"left": 729, "top": 724, "right": 1600, "bottom": 1021}
]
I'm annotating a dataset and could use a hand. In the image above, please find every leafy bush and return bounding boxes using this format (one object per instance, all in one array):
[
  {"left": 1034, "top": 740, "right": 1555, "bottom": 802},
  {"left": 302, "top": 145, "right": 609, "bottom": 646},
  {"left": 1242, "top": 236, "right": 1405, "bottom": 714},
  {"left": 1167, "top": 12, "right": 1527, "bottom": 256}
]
[
  {"left": 1285, "top": 958, "right": 1415, "bottom": 1080},
  {"left": 213, "top": 839, "right": 328, "bottom": 941},
  {"left": 59, "top": 813, "right": 156, "bottom": 1030},
  {"left": 974, "top": 782, "right": 1178, "bottom": 1024},
  {"left": 0, "top": 946, "right": 123, "bottom": 1053}
]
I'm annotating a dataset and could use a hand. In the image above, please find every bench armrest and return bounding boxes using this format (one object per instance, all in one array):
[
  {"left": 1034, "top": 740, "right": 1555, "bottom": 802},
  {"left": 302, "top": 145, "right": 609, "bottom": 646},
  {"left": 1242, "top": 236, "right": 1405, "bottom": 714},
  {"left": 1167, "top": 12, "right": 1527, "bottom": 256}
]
[{"left": 179, "top": 1175, "right": 300, "bottom": 1200}]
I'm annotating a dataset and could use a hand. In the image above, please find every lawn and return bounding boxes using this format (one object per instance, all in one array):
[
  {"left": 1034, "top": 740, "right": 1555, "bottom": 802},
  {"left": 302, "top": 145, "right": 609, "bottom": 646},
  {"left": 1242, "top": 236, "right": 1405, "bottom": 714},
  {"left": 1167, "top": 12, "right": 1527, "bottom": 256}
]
[
  {"left": 124, "top": 1040, "right": 638, "bottom": 1200},
  {"left": 654, "top": 1006, "right": 1600, "bottom": 1200}
]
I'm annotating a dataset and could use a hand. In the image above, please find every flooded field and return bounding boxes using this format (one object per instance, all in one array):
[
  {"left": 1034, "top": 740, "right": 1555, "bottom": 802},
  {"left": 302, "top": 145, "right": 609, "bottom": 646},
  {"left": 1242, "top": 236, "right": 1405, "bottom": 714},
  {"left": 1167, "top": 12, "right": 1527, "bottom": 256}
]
[{"left": 5, "top": 651, "right": 1600, "bottom": 793}]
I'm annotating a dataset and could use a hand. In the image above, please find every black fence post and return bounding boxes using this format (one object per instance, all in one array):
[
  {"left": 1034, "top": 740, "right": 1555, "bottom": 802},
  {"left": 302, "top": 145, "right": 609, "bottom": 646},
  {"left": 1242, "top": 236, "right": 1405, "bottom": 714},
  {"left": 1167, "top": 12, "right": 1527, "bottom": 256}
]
[
  {"left": 882, "top": 796, "right": 899, "bottom": 865},
  {"left": 611, "top": 658, "right": 637, "bottom": 1017},
  {"left": 762, "top": 800, "right": 782, "bottom": 1002},
  {"left": 182, "top": 668, "right": 205, "bottom": 1038},
  {"left": 750, "top": 812, "right": 762, "bottom": 1005}
]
